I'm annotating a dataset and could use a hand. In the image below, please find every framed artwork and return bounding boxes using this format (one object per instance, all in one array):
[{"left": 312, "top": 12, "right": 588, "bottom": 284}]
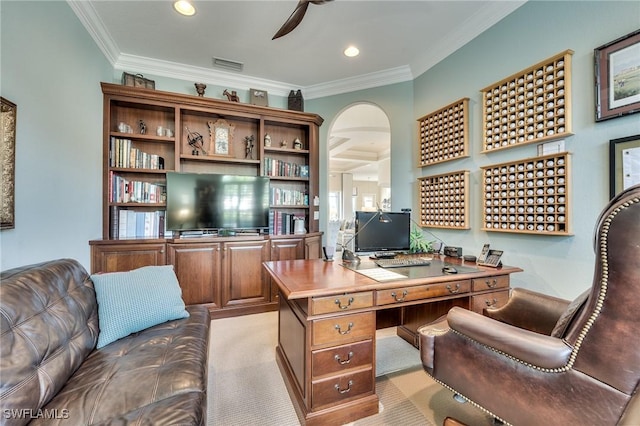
[
  {"left": 1, "top": 97, "right": 16, "bottom": 230},
  {"left": 609, "top": 135, "right": 640, "bottom": 199},
  {"left": 207, "top": 119, "right": 234, "bottom": 156},
  {"left": 249, "top": 88, "right": 268, "bottom": 107},
  {"left": 595, "top": 29, "right": 640, "bottom": 121}
]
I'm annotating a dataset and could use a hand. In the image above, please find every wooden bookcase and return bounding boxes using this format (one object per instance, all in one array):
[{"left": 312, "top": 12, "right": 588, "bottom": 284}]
[
  {"left": 92, "top": 83, "right": 324, "bottom": 319},
  {"left": 100, "top": 82, "right": 323, "bottom": 239}
]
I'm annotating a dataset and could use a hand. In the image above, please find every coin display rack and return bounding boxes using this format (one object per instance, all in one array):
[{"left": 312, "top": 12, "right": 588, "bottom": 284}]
[
  {"left": 418, "top": 170, "right": 470, "bottom": 229},
  {"left": 417, "top": 98, "right": 469, "bottom": 166},
  {"left": 481, "top": 152, "right": 571, "bottom": 235},
  {"left": 481, "top": 50, "right": 573, "bottom": 153}
]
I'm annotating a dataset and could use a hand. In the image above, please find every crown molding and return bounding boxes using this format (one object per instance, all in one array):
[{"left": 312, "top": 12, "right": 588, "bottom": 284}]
[
  {"left": 66, "top": 0, "right": 119, "bottom": 65},
  {"left": 70, "top": 0, "right": 524, "bottom": 100},
  {"left": 410, "top": 1, "right": 527, "bottom": 78}
]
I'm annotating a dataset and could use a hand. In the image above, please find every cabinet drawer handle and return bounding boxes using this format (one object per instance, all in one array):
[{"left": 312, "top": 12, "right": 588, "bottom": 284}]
[
  {"left": 335, "top": 380, "right": 353, "bottom": 394},
  {"left": 446, "top": 283, "right": 461, "bottom": 294},
  {"left": 484, "top": 298, "right": 498, "bottom": 307},
  {"left": 391, "top": 290, "right": 408, "bottom": 302},
  {"left": 335, "top": 297, "right": 354, "bottom": 310},
  {"left": 485, "top": 279, "right": 498, "bottom": 288},
  {"left": 335, "top": 322, "right": 354, "bottom": 335},
  {"left": 334, "top": 351, "right": 354, "bottom": 365}
]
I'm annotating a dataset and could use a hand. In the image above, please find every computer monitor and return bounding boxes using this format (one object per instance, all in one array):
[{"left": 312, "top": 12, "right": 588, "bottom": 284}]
[{"left": 354, "top": 211, "right": 411, "bottom": 253}]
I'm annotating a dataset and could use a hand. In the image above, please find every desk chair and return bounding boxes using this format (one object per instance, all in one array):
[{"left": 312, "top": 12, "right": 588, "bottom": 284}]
[{"left": 418, "top": 184, "right": 640, "bottom": 426}]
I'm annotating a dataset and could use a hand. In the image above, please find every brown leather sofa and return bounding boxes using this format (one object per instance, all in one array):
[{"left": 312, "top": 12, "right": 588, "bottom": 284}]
[
  {"left": 0, "top": 259, "right": 210, "bottom": 425},
  {"left": 419, "top": 183, "right": 640, "bottom": 426}
]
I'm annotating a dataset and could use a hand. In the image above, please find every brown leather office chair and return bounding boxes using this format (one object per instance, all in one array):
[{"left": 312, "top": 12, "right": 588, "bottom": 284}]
[{"left": 418, "top": 184, "right": 640, "bottom": 426}]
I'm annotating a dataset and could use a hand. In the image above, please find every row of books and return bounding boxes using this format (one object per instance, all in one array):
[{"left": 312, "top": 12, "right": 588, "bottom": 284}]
[
  {"left": 270, "top": 188, "right": 309, "bottom": 206},
  {"left": 270, "top": 211, "right": 305, "bottom": 235},
  {"left": 110, "top": 207, "right": 165, "bottom": 239},
  {"left": 263, "top": 158, "right": 309, "bottom": 178},
  {"left": 109, "top": 171, "right": 166, "bottom": 204},
  {"left": 110, "top": 137, "right": 165, "bottom": 169}
]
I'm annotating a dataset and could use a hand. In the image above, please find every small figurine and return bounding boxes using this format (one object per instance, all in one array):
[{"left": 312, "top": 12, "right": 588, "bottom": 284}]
[
  {"left": 138, "top": 119, "right": 147, "bottom": 134},
  {"left": 244, "top": 135, "right": 255, "bottom": 159},
  {"left": 281, "top": 139, "right": 287, "bottom": 148},
  {"left": 223, "top": 89, "right": 240, "bottom": 102},
  {"left": 264, "top": 134, "right": 271, "bottom": 147},
  {"left": 195, "top": 83, "right": 206, "bottom": 97},
  {"left": 293, "top": 138, "right": 302, "bottom": 150}
]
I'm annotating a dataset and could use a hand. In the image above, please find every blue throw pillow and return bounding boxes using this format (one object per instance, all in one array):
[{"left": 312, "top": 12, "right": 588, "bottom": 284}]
[{"left": 91, "top": 265, "right": 189, "bottom": 348}]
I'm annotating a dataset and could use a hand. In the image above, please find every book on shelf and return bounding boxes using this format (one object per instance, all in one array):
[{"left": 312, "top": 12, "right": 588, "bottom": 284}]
[
  {"left": 111, "top": 208, "right": 166, "bottom": 239},
  {"left": 264, "top": 157, "right": 307, "bottom": 178},
  {"left": 269, "top": 211, "right": 305, "bottom": 235},
  {"left": 110, "top": 137, "right": 164, "bottom": 169},
  {"left": 109, "top": 172, "right": 166, "bottom": 204},
  {"left": 270, "top": 187, "right": 309, "bottom": 206}
]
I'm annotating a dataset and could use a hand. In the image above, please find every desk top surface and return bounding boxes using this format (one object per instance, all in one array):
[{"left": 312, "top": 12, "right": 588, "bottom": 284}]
[{"left": 263, "top": 256, "right": 523, "bottom": 299}]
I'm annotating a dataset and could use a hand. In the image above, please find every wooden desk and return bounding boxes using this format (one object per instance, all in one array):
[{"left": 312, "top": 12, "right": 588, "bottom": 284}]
[{"left": 263, "top": 256, "right": 522, "bottom": 426}]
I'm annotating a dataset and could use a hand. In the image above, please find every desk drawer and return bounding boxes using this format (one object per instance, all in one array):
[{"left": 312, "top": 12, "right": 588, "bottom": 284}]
[
  {"left": 312, "top": 340, "right": 373, "bottom": 378},
  {"left": 312, "top": 368, "right": 374, "bottom": 409},
  {"left": 472, "top": 275, "right": 509, "bottom": 292},
  {"left": 310, "top": 291, "right": 374, "bottom": 315},
  {"left": 376, "top": 280, "right": 471, "bottom": 306},
  {"left": 471, "top": 289, "right": 510, "bottom": 313},
  {"left": 312, "top": 312, "right": 375, "bottom": 347}
]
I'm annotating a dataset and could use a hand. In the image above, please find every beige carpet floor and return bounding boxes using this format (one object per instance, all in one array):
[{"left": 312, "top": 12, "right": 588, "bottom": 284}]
[{"left": 208, "top": 311, "right": 494, "bottom": 426}]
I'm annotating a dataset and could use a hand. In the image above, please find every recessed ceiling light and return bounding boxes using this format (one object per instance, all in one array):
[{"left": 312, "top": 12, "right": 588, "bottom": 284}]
[
  {"left": 174, "top": 0, "right": 196, "bottom": 16},
  {"left": 344, "top": 46, "right": 360, "bottom": 58}
]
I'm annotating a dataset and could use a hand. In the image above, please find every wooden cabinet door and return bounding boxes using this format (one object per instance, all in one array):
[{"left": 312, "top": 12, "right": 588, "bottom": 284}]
[
  {"left": 222, "top": 240, "right": 270, "bottom": 308},
  {"left": 305, "top": 235, "right": 322, "bottom": 259},
  {"left": 271, "top": 237, "right": 305, "bottom": 261},
  {"left": 90, "top": 242, "right": 166, "bottom": 273},
  {"left": 167, "top": 242, "right": 222, "bottom": 308}
]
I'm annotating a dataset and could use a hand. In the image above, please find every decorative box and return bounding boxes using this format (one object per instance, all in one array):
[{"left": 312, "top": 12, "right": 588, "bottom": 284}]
[{"left": 122, "top": 72, "right": 155, "bottom": 89}]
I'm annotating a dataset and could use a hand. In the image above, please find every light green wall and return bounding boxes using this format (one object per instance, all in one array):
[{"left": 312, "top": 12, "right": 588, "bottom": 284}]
[
  {"left": 0, "top": 1, "right": 111, "bottom": 271},
  {"left": 412, "top": 1, "right": 640, "bottom": 298},
  {"left": 1, "top": 1, "right": 638, "bottom": 300}
]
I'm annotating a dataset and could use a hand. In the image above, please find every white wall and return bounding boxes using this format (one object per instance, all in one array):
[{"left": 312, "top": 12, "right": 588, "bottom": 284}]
[{"left": 0, "top": 2, "right": 111, "bottom": 271}]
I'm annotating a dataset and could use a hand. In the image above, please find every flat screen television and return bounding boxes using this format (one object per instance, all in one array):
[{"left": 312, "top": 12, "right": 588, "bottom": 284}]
[
  {"left": 166, "top": 172, "right": 270, "bottom": 232},
  {"left": 354, "top": 211, "right": 411, "bottom": 253}
]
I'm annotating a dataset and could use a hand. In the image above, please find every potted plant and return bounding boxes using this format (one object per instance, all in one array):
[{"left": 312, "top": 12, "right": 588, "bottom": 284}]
[{"left": 409, "top": 225, "right": 434, "bottom": 254}]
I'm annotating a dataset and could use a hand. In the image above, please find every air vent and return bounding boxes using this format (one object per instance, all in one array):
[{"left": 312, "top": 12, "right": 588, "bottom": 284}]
[{"left": 212, "top": 57, "right": 244, "bottom": 72}]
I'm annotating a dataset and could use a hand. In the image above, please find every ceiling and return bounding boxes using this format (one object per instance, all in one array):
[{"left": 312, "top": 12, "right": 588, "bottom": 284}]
[{"left": 69, "top": 0, "right": 526, "bottom": 182}]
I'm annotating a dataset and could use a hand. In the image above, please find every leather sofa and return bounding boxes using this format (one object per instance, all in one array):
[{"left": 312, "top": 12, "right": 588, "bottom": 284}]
[
  {"left": 0, "top": 259, "right": 210, "bottom": 425},
  {"left": 418, "top": 184, "right": 640, "bottom": 425}
]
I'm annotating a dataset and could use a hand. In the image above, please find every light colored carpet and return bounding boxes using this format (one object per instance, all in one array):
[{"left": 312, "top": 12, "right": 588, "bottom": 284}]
[{"left": 207, "top": 311, "right": 494, "bottom": 426}]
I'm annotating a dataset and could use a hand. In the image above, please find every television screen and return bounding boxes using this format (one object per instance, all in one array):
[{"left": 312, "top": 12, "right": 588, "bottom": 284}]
[
  {"left": 166, "top": 172, "right": 270, "bottom": 232},
  {"left": 354, "top": 211, "right": 411, "bottom": 252}
]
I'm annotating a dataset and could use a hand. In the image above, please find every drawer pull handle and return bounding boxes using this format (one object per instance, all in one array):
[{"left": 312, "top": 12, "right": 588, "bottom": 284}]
[
  {"left": 485, "top": 298, "right": 498, "bottom": 307},
  {"left": 335, "top": 380, "right": 354, "bottom": 394},
  {"left": 446, "top": 283, "right": 461, "bottom": 294},
  {"left": 485, "top": 279, "right": 498, "bottom": 288},
  {"left": 391, "top": 290, "right": 408, "bottom": 302},
  {"left": 335, "top": 297, "right": 354, "bottom": 310},
  {"left": 334, "top": 351, "right": 354, "bottom": 365},
  {"left": 335, "top": 322, "right": 354, "bottom": 335}
]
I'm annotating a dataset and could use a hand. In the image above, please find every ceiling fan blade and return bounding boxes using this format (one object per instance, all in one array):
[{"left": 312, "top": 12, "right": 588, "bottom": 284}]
[{"left": 272, "top": 0, "right": 310, "bottom": 40}]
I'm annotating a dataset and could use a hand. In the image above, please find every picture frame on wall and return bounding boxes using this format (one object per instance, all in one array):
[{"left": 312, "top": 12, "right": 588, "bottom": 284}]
[
  {"left": 609, "top": 135, "right": 640, "bottom": 199},
  {"left": 1, "top": 97, "right": 16, "bottom": 230},
  {"left": 595, "top": 29, "right": 640, "bottom": 122}
]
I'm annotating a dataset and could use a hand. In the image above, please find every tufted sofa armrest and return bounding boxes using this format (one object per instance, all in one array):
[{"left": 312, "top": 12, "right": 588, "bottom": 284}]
[{"left": 483, "top": 288, "right": 570, "bottom": 335}]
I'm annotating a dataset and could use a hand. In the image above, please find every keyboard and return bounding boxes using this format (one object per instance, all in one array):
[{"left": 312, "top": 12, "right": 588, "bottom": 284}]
[{"left": 374, "top": 258, "right": 432, "bottom": 268}]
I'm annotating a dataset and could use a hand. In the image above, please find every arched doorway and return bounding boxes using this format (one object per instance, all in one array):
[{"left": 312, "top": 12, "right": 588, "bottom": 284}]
[{"left": 328, "top": 103, "right": 391, "bottom": 224}]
